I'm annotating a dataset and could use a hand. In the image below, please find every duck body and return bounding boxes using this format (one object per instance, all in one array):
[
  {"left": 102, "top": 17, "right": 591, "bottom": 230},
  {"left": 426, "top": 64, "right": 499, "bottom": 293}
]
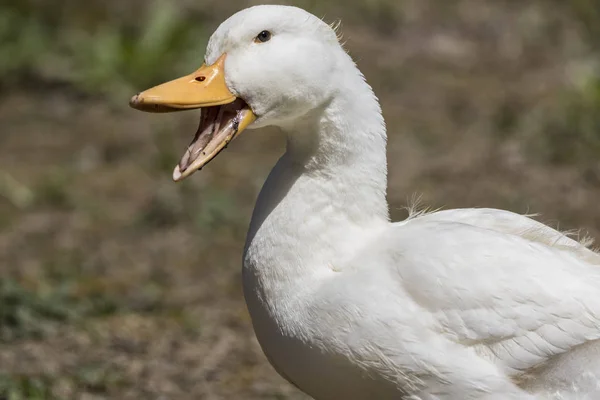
[
  {"left": 131, "top": 4, "right": 600, "bottom": 399},
  {"left": 243, "top": 156, "right": 403, "bottom": 399},
  {"left": 245, "top": 194, "right": 600, "bottom": 399},
  {"left": 234, "top": 8, "right": 600, "bottom": 398}
]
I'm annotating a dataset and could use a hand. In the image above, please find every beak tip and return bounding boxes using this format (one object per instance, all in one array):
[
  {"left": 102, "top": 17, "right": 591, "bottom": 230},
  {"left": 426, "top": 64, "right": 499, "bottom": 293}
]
[
  {"left": 129, "top": 94, "right": 141, "bottom": 109},
  {"left": 173, "top": 166, "right": 183, "bottom": 182}
]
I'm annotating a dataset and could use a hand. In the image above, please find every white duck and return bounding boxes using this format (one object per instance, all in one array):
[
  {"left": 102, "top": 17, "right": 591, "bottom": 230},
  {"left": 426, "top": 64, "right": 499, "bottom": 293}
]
[{"left": 130, "top": 5, "right": 600, "bottom": 399}]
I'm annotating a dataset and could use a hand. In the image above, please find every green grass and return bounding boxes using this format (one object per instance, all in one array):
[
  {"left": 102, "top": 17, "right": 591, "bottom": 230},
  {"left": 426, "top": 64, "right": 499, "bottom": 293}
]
[
  {"left": 0, "top": 375, "right": 56, "bottom": 400},
  {"left": 0, "top": 1, "right": 207, "bottom": 101},
  {"left": 524, "top": 76, "right": 600, "bottom": 165},
  {"left": 0, "top": 278, "right": 118, "bottom": 341},
  {"left": 0, "top": 366, "right": 126, "bottom": 399}
]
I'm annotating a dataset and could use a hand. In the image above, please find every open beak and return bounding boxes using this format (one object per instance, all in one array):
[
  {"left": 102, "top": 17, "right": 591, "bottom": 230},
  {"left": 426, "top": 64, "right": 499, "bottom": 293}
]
[{"left": 129, "top": 54, "right": 256, "bottom": 181}]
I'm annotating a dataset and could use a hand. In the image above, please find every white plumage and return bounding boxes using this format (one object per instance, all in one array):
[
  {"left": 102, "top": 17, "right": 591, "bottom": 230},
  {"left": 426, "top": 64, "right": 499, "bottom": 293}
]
[{"left": 138, "top": 5, "right": 600, "bottom": 399}]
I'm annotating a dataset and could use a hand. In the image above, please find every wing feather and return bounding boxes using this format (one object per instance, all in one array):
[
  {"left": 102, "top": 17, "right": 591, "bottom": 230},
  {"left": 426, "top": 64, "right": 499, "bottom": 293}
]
[{"left": 390, "top": 211, "right": 600, "bottom": 376}]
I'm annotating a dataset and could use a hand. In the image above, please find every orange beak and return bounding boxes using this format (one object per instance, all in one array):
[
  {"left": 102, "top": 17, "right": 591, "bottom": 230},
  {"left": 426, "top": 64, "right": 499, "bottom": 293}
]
[
  {"left": 129, "top": 54, "right": 238, "bottom": 112},
  {"left": 129, "top": 54, "right": 257, "bottom": 181}
]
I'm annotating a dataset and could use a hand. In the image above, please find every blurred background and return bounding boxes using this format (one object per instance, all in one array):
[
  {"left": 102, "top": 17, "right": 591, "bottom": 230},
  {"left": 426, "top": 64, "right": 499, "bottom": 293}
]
[{"left": 1, "top": 0, "right": 600, "bottom": 398}]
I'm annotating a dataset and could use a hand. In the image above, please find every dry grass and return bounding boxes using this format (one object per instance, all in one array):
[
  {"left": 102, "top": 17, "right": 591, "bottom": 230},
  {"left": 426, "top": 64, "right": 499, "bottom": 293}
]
[{"left": 1, "top": 0, "right": 600, "bottom": 398}]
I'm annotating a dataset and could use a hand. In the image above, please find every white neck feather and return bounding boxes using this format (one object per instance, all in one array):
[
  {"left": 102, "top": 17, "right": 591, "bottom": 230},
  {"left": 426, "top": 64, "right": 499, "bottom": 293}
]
[
  {"left": 283, "top": 57, "right": 389, "bottom": 219},
  {"left": 243, "top": 54, "right": 389, "bottom": 301}
]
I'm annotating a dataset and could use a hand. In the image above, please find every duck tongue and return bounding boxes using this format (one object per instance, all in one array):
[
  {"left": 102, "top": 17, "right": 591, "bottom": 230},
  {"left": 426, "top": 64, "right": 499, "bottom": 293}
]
[{"left": 174, "top": 99, "right": 250, "bottom": 180}]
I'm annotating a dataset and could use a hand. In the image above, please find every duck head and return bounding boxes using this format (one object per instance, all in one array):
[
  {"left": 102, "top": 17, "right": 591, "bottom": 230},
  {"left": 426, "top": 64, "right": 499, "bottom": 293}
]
[{"left": 130, "top": 5, "right": 343, "bottom": 181}]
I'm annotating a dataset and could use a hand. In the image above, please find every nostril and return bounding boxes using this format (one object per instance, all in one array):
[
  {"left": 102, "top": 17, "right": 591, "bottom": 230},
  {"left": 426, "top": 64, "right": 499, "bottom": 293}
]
[{"left": 195, "top": 76, "right": 206, "bottom": 82}]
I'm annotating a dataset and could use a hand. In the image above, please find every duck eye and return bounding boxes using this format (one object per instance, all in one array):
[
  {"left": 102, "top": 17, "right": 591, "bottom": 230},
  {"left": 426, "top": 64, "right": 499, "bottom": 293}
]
[{"left": 255, "top": 30, "right": 272, "bottom": 43}]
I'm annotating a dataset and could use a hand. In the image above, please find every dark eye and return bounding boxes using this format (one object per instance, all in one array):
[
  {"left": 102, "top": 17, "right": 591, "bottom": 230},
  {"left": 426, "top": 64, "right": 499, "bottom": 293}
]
[{"left": 255, "top": 30, "right": 272, "bottom": 43}]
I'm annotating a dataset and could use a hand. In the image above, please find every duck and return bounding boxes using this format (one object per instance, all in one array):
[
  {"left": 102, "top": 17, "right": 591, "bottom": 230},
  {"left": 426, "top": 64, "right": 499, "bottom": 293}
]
[{"left": 129, "top": 5, "right": 600, "bottom": 399}]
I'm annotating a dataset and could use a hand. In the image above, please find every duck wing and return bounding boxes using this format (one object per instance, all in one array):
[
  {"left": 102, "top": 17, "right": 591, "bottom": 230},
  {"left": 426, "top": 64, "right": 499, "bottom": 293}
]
[{"left": 390, "top": 211, "right": 600, "bottom": 377}]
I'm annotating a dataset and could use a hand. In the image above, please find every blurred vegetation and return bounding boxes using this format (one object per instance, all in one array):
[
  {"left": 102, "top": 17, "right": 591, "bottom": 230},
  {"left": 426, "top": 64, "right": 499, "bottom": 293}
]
[
  {"left": 1, "top": 0, "right": 600, "bottom": 398},
  {"left": 531, "top": 0, "right": 600, "bottom": 165},
  {"left": 0, "top": 374, "right": 56, "bottom": 400},
  {"left": 528, "top": 77, "right": 600, "bottom": 164},
  {"left": 0, "top": 277, "right": 119, "bottom": 341},
  {"left": 0, "top": 0, "right": 598, "bottom": 165},
  {"left": 569, "top": 0, "right": 600, "bottom": 45},
  {"left": 0, "top": 366, "right": 126, "bottom": 399},
  {"left": 0, "top": 1, "right": 206, "bottom": 100}
]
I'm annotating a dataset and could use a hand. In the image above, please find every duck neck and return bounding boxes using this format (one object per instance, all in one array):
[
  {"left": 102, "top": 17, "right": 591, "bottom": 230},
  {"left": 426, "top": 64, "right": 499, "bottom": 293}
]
[
  {"left": 282, "top": 67, "right": 390, "bottom": 224},
  {"left": 244, "top": 64, "right": 389, "bottom": 284}
]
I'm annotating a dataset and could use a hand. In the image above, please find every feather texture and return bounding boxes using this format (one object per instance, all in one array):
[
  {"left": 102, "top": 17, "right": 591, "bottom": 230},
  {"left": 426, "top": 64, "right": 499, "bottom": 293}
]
[{"left": 193, "top": 5, "right": 600, "bottom": 399}]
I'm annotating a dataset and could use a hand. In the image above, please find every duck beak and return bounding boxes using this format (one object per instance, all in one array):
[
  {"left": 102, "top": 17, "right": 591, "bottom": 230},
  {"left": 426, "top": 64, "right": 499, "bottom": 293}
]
[{"left": 129, "top": 53, "right": 256, "bottom": 181}]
